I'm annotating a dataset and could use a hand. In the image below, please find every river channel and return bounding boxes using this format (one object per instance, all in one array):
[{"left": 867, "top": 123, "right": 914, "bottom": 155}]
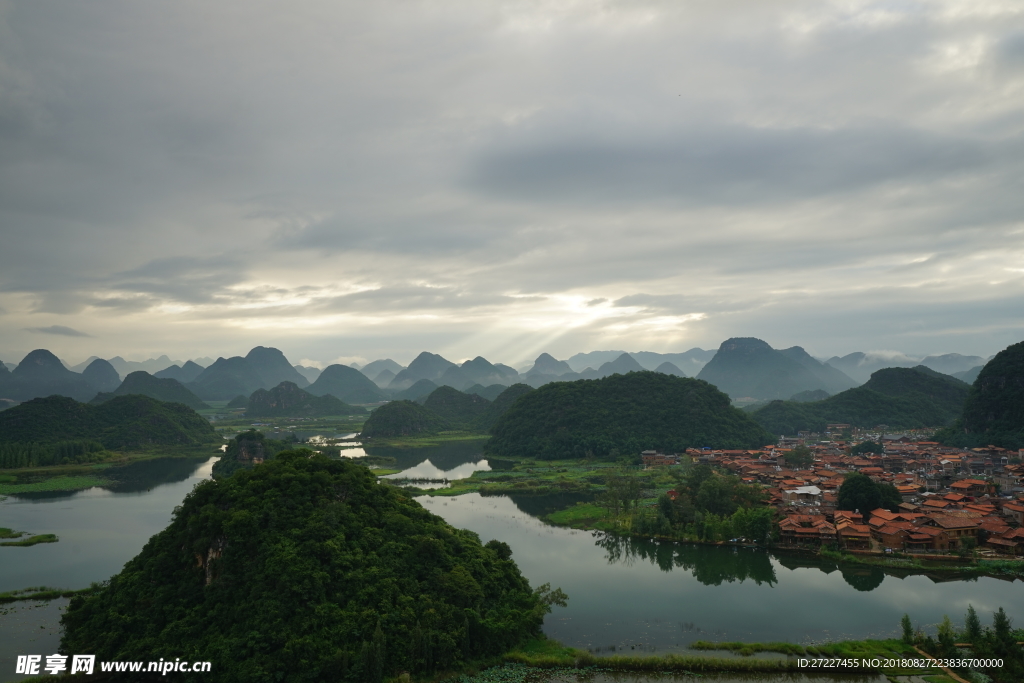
[{"left": 1, "top": 445, "right": 1021, "bottom": 681}]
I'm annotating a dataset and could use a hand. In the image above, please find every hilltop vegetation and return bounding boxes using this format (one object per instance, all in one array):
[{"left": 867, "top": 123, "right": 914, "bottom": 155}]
[
  {"left": 246, "top": 381, "right": 365, "bottom": 417},
  {"left": 486, "top": 372, "right": 773, "bottom": 460},
  {"left": 0, "top": 395, "right": 218, "bottom": 450},
  {"left": 937, "top": 340, "right": 1024, "bottom": 449},
  {"left": 361, "top": 384, "right": 534, "bottom": 438},
  {"left": 422, "top": 386, "right": 491, "bottom": 428},
  {"left": 361, "top": 400, "right": 451, "bottom": 437},
  {"left": 90, "top": 371, "right": 209, "bottom": 411},
  {"left": 752, "top": 366, "right": 970, "bottom": 435},
  {"left": 62, "top": 452, "right": 559, "bottom": 682}
]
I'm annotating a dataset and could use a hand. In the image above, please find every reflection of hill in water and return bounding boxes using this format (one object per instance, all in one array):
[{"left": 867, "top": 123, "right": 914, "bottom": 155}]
[
  {"left": 11, "top": 457, "right": 212, "bottom": 499},
  {"left": 364, "top": 440, "right": 487, "bottom": 471},
  {"left": 103, "top": 457, "right": 212, "bottom": 493},
  {"left": 504, "top": 492, "right": 596, "bottom": 517},
  {"left": 595, "top": 534, "right": 778, "bottom": 587}
]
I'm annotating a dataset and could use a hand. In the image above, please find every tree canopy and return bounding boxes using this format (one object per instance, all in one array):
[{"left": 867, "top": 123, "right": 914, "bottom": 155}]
[
  {"left": 486, "top": 372, "right": 774, "bottom": 460},
  {"left": 62, "top": 452, "right": 559, "bottom": 682}
]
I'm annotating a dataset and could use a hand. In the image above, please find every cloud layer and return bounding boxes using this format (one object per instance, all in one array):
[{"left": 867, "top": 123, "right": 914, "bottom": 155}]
[{"left": 1, "top": 0, "right": 1023, "bottom": 365}]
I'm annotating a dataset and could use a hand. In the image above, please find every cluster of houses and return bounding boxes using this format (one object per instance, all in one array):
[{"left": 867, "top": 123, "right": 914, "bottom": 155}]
[{"left": 640, "top": 440, "right": 1024, "bottom": 556}]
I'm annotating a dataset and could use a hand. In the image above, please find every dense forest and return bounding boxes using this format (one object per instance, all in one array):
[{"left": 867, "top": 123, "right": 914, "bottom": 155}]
[
  {"left": 246, "top": 381, "right": 364, "bottom": 417},
  {"left": 360, "top": 399, "right": 452, "bottom": 437},
  {"left": 360, "top": 384, "right": 533, "bottom": 438},
  {"left": 486, "top": 372, "right": 774, "bottom": 460},
  {"left": 62, "top": 452, "right": 562, "bottom": 682},
  {"left": 751, "top": 367, "right": 970, "bottom": 434},
  {"left": 936, "top": 341, "right": 1024, "bottom": 449},
  {"left": 211, "top": 430, "right": 294, "bottom": 479},
  {"left": 0, "top": 395, "right": 218, "bottom": 450}
]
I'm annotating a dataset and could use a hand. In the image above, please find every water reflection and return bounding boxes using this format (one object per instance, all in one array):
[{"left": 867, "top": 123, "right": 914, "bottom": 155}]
[
  {"left": 594, "top": 534, "right": 777, "bottom": 587},
  {"left": 383, "top": 458, "right": 490, "bottom": 482}
]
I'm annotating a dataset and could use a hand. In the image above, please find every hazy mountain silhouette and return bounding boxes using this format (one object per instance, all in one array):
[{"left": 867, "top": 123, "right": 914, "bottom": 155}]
[
  {"left": 154, "top": 360, "right": 206, "bottom": 383},
  {"left": 697, "top": 338, "right": 856, "bottom": 400},
  {"left": 245, "top": 346, "right": 310, "bottom": 388},
  {"left": 81, "top": 358, "right": 121, "bottom": 393},
  {"left": 597, "top": 353, "right": 645, "bottom": 377},
  {"left": 91, "top": 371, "right": 209, "bottom": 411},
  {"left": 307, "top": 364, "right": 386, "bottom": 404},
  {"left": 388, "top": 352, "right": 456, "bottom": 389},
  {"left": 358, "top": 359, "right": 404, "bottom": 380},
  {"left": 188, "top": 356, "right": 267, "bottom": 400},
  {"left": 2, "top": 349, "right": 97, "bottom": 402}
]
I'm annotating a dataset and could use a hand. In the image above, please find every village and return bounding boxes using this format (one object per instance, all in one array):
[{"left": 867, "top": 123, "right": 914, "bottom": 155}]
[{"left": 641, "top": 427, "right": 1024, "bottom": 558}]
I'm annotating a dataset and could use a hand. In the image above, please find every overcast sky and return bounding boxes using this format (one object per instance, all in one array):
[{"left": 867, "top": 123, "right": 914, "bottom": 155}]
[{"left": 2, "top": 0, "right": 1023, "bottom": 368}]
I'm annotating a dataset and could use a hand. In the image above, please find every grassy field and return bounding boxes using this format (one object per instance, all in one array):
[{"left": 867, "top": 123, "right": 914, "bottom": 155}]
[
  {"left": 363, "top": 433, "right": 491, "bottom": 448},
  {"left": 0, "top": 475, "right": 108, "bottom": 494}
]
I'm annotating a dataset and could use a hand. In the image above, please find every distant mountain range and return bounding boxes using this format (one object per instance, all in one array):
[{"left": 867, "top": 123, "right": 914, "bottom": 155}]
[
  {"left": 697, "top": 338, "right": 858, "bottom": 401},
  {"left": 0, "top": 341, "right": 1002, "bottom": 414},
  {"left": 826, "top": 351, "right": 990, "bottom": 384},
  {"left": 565, "top": 349, "right": 716, "bottom": 375}
]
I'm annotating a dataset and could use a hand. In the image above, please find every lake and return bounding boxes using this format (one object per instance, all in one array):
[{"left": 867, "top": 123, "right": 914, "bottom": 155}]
[{"left": 1, "top": 444, "right": 1020, "bottom": 681}]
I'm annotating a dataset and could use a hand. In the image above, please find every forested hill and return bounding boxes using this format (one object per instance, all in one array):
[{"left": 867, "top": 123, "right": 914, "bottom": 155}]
[
  {"left": 0, "top": 394, "right": 218, "bottom": 449},
  {"left": 246, "top": 381, "right": 365, "bottom": 417},
  {"left": 61, "top": 453, "right": 556, "bottom": 682},
  {"left": 485, "top": 371, "right": 774, "bottom": 460},
  {"left": 361, "top": 384, "right": 533, "bottom": 438},
  {"left": 751, "top": 366, "right": 970, "bottom": 435},
  {"left": 937, "top": 340, "right": 1024, "bottom": 449}
]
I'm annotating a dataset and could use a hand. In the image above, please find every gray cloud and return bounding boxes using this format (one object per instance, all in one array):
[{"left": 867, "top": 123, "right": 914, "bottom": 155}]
[
  {"left": 468, "top": 124, "right": 1012, "bottom": 206},
  {"left": 25, "top": 325, "right": 92, "bottom": 337},
  {"left": 0, "top": 1, "right": 1022, "bottom": 364}
]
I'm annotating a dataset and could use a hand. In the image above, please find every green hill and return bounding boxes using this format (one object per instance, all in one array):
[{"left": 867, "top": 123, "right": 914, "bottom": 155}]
[
  {"left": 486, "top": 372, "right": 773, "bottom": 460},
  {"left": 476, "top": 383, "right": 533, "bottom": 432},
  {"left": 361, "top": 400, "right": 450, "bottom": 438},
  {"left": 246, "top": 382, "right": 365, "bottom": 417},
  {"left": 307, "top": 364, "right": 387, "bottom": 403},
  {"left": 90, "top": 371, "right": 209, "bottom": 410},
  {"left": 936, "top": 341, "right": 1024, "bottom": 449},
  {"left": 0, "top": 394, "right": 218, "bottom": 450},
  {"left": 62, "top": 452, "right": 554, "bottom": 682},
  {"left": 752, "top": 366, "right": 970, "bottom": 435},
  {"left": 421, "top": 386, "right": 491, "bottom": 428}
]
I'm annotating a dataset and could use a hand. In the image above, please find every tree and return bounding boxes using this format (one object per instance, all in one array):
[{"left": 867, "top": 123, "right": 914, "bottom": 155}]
[
  {"left": 901, "top": 614, "right": 914, "bottom": 644},
  {"left": 837, "top": 473, "right": 882, "bottom": 513},
  {"left": 786, "top": 445, "right": 814, "bottom": 469},
  {"left": 878, "top": 483, "right": 902, "bottom": 511},
  {"left": 697, "top": 476, "right": 738, "bottom": 516},
  {"left": 851, "top": 440, "right": 883, "bottom": 455},
  {"left": 937, "top": 615, "right": 957, "bottom": 657},
  {"left": 963, "top": 604, "right": 981, "bottom": 642}
]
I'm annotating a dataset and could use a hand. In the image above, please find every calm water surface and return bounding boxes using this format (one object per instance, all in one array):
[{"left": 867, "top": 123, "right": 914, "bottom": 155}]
[{"left": 1, "top": 444, "right": 1020, "bottom": 681}]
